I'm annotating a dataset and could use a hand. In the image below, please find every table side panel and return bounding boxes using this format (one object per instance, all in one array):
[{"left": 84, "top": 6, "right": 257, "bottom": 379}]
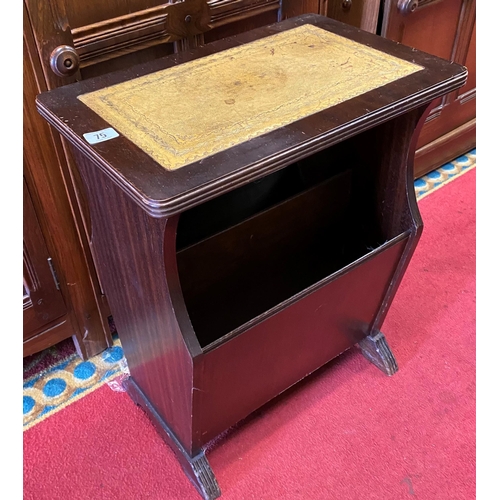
[
  {"left": 32, "top": 15, "right": 469, "bottom": 495},
  {"left": 73, "top": 149, "right": 199, "bottom": 453},
  {"left": 193, "top": 236, "right": 408, "bottom": 448}
]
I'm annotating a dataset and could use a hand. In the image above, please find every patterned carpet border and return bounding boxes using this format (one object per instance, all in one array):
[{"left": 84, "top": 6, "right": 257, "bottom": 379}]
[
  {"left": 23, "top": 149, "right": 476, "bottom": 431},
  {"left": 415, "top": 149, "right": 476, "bottom": 200},
  {"left": 23, "top": 338, "right": 76, "bottom": 381},
  {"left": 23, "top": 335, "right": 128, "bottom": 431}
]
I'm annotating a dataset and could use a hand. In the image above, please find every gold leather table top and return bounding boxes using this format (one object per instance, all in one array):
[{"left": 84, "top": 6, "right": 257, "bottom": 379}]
[{"left": 78, "top": 24, "right": 423, "bottom": 171}]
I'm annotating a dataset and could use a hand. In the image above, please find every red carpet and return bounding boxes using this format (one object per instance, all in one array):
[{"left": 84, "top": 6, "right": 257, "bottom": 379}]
[{"left": 23, "top": 169, "right": 475, "bottom": 500}]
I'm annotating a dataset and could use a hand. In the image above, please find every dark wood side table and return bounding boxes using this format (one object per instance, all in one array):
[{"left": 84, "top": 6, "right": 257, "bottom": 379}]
[{"left": 36, "top": 14, "right": 467, "bottom": 500}]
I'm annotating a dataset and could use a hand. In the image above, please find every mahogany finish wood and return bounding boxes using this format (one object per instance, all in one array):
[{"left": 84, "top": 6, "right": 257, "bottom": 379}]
[
  {"left": 326, "top": 0, "right": 381, "bottom": 33},
  {"left": 23, "top": 5, "right": 113, "bottom": 358},
  {"left": 380, "top": 0, "right": 476, "bottom": 177},
  {"left": 24, "top": 0, "right": 474, "bottom": 361},
  {"left": 281, "top": 0, "right": 321, "bottom": 21},
  {"left": 23, "top": 0, "right": 305, "bottom": 359},
  {"left": 321, "top": 0, "right": 476, "bottom": 177},
  {"left": 23, "top": 178, "right": 67, "bottom": 340},
  {"left": 37, "top": 14, "right": 466, "bottom": 499}
]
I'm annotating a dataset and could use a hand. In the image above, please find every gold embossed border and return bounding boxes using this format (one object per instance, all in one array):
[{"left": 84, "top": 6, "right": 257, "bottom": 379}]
[{"left": 78, "top": 24, "right": 423, "bottom": 171}]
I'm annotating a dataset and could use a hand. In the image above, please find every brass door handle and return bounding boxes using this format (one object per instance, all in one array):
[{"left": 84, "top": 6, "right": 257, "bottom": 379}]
[
  {"left": 398, "top": 0, "right": 419, "bottom": 15},
  {"left": 50, "top": 45, "right": 80, "bottom": 77}
]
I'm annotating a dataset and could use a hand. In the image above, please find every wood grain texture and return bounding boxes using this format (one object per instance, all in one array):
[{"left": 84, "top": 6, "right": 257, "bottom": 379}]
[
  {"left": 414, "top": 118, "right": 475, "bottom": 179},
  {"left": 203, "top": 9, "right": 278, "bottom": 43},
  {"left": 23, "top": 5, "right": 112, "bottom": 359},
  {"left": 23, "top": 178, "right": 67, "bottom": 339},
  {"left": 72, "top": 148, "right": 201, "bottom": 454},
  {"left": 209, "top": 0, "right": 280, "bottom": 28},
  {"left": 37, "top": 15, "right": 467, "bottom": 218},
  {"left": 177, "top": 168, "right": 354, "bottom": 347},
  {"left": 77, "top": 24, "right": 422, "bottom": 171},
  {"left": 193, "top": 235, "right": 409, "bottom": 447},
  {"left": 281, "top": 0, "right": 320, "bottom": 19},
  {"left": 25, "top": 0, "right": 278, "bottom": 73},
  {"left": 381, "top": 0, "right": 476, "bottom": 176},
  {"left": 23, "top": 319, "right": 74, "bottom": 358},
  {"left": 327, "top": 0, "right": 381, "bottom": 33},
  {"left": 361, "top": 106, "right": 428, "bottom": 334},
  {"left": 72, "top": 0, "right": 212, "bottom": 68},
  {"left": 125, "top": 377, "right": 221, "bottom": 500},
  {"left": 36, "top": 16, "right": 468, "bottom": 486},
  {"left": 414, "top": 0, "right": 475, "bottom": 147}
]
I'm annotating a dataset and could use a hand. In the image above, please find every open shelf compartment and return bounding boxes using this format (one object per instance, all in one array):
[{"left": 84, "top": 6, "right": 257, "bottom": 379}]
[{"left": 176, "top": 134, "right": 411, "bottom": 351}]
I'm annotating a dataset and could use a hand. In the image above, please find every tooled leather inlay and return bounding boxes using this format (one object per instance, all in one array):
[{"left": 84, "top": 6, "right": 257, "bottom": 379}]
[{"left": 78, "top": 24, "right": 423, "bottom": 171}]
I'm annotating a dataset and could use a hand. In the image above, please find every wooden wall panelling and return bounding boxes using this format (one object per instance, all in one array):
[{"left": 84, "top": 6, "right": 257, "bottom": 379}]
[
  {"left": 23, "top": 5, "right": 112, "bottom": 358},
  {"left": 23, "top": 0, "right": 181, "bottom": 359},
  {"left": 381, "top": 0, "right": 476, "bottom": 177},
  {"left": 23, "top": 177, "right": 67, "bottom": 341},
  {"left": 23, "top": 172, "right": 78, "bottom": 356},
  {"left": 203, "top": 10, "right": 278, "bottom": 43},
  {"left": 414, "top": 2, "right": 476, "bottom": 156},
  {"left": 326, "top": 0, "right": 381, "bottom": 33},
  {"left": 209, "top": 0, "right": 281, "bottom": 27},
  {"left": 35, "top": 15, "right": 467, "bottom": 495},
  {"left": 281, "top": 0, "right": 321, "bottom": 20}
]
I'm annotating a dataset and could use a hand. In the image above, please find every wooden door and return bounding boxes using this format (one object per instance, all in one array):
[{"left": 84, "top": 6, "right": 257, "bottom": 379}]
[
  {"left": 24, "top": 7, "right": 116, "bottom": 359},
  {"left": 23, "top": 178, "right": 67, "bottom": 340},
  {"left": 381, "top": 0, "right": 476, "bottom": 177}
]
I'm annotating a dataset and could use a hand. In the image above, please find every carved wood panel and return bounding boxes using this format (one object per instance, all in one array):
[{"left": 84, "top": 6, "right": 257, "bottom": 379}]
[
  {"left": 24, "top": 0, "right": 288, "bottom": 85},
  {"left": 23, "top": 178, "right": 67, "bottom": 341},
  {"left": 24, "top": 4, "right": 115, "bottom": 359}
]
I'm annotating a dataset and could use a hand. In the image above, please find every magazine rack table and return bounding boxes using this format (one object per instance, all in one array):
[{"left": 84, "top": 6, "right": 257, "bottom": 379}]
[{"left": 37, "top": 14, "right": 467, "bottom": 500}]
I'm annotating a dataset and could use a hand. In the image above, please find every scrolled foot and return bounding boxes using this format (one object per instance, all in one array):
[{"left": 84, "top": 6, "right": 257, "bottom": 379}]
[
  {"left": 189, "top": 451, "right": 221, "bottom": 500},
  {"left": 358, "top": 331, "right": 398, "bottom": 376},
  {"left": 123, "top": 377, "right": 221, "bottom": 500}
]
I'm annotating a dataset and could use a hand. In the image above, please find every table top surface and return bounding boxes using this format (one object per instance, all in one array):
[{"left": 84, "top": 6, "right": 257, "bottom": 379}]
[{"left": 36, "top": 14, "right": 467, "bottom": 217}]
